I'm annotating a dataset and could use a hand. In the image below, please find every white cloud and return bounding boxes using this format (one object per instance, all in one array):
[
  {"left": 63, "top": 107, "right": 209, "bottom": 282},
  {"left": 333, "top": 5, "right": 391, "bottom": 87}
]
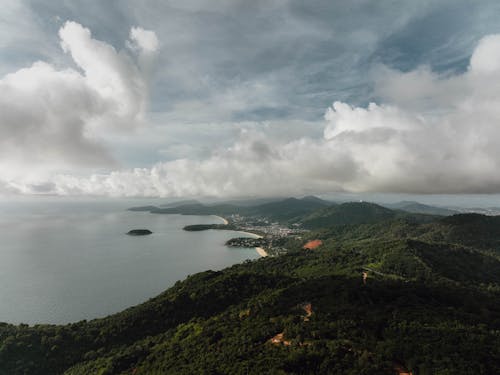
[
  {"left": 18, "top": 32, "right": 500, "bottom": 197},
  {"left": 5, "top": 31, "right": 500, "bottom": 197},
  {"left": 49, "top": 133, "right": 350, "bottom": 197},
  {"left": 59, "top": 21, "right": 148, "bottom": 123},
  {"left": 129, "top": 27, "right": 159, "bottom": 53},
  {"left": 469, "top": 34, "right": 500, "bottom": 74},
  {"left": 0, "top": 21, "right": 157, "bottom": 187}
]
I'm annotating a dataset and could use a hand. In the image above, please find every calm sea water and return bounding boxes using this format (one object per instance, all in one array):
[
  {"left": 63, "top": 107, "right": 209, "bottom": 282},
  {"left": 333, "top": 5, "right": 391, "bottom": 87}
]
[{"left": 0, "top": 198, "right": 259, "bottom": 324}]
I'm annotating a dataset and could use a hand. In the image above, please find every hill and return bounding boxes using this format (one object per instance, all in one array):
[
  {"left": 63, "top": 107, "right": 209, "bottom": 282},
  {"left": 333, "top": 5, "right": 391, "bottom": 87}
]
[
  {"left": 127, "top": 205, "right": 158, "bottom": 212},
  {"left": 384, "top": 201, "right": 458, "bottom": 216},
  {"left": 158, "top": 199, "right": 201, "bottom": 208},
  {"left": 307, "top": 211, "right": 500, "bottom": 253},
  {"left": 3, "top": 208, "right": 500, "bottom": 374},
  {"left": 418, "top": 213, "right": 500, "bottom": 253},
  {"left": 245, "top": 197, "right": 332, "bottom": 222},
  {"left": 150, "top": 202, "right": 241, "bottom": 216},
  {"left": 300, "top": 202, "right": 405, "bottom": 229},
  {"left": 130, "top": 196, "right": 333, "bottom": 223}
]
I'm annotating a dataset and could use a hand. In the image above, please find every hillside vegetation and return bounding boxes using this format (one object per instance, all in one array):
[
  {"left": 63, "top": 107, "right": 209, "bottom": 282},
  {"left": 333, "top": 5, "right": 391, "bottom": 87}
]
[{"left": 3, "top": 202, "right": 500, "bottom": 374}]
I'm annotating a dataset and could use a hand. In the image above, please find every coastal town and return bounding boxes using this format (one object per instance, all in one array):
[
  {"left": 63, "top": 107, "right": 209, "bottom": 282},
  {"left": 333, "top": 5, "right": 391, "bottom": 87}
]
[
  {"left": 182, "top": 213, "right": 309, "bottom": 257},
  {"left": 221, "top": 214, "right": 311, "bottom": 256},
  {"left": 226, "top": 213, "right": 306, "bottom": 237}
]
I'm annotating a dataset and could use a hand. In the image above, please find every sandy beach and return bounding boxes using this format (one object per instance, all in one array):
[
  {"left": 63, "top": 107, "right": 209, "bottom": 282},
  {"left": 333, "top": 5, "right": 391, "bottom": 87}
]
[
  {"left": 210, "top": 218, "right": 267, "bottom": 257},
  {"left": 255, "top": 247, "right": 268, "bottom": 257},
  {"left": 235, "top": 231, "right": 267, "bottom": 257},
  {"left": 238, "top": 231, "right": 263, "bottom": 239},
  {"left": 213, "top": 215, "right": 229, "bottom": 225}
]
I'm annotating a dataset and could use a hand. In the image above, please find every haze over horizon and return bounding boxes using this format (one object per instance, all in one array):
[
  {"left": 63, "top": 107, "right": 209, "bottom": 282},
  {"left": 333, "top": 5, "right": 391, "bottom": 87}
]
[{"left": 3, "top": 1, "right": 500, "bottom": 198}]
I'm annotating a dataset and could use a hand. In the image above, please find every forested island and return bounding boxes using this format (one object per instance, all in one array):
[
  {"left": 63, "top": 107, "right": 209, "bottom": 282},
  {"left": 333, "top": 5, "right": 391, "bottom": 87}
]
[
  {"left": 126, "top": 229, "right": 153, "bottom": 236},
  {"left": 3, "top": 199, "right": 500, "bottom": 374}
]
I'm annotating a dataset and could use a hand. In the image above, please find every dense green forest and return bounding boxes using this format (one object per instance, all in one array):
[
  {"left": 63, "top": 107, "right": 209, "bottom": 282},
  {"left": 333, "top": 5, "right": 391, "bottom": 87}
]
[{"left": 2, "top": 202, "right": 500, "bottom": 374}]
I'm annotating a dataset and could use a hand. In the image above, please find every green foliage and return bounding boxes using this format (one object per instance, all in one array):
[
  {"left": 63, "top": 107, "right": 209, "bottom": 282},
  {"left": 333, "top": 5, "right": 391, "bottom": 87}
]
[
  {"left": 385, "top": 201, "right": 458, "bottom": 216},
  {"left": 5, "top": 208, "right": 500, "bottom": 374},
  {"left": 299, "top": 202, "right": 436, "bottom": 229}
]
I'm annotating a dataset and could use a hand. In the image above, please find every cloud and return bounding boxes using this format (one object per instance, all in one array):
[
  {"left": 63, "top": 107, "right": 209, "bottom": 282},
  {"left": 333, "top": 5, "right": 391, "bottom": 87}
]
[
  {"left": 4, "top": 6, "right": 500, "bottom": 197},
  {"left": 58, "top": 21, "right": 149, "bottom": 123},
  {"left": 48, "top": 132, "right": 352, "bottom": 197},
  {"left": 0, "top": 21, "right": 157, "bottom": 185},
  {"left": 129, "top": 27, "right": 159, "bottom": 53},
  {"left": 17, "top": 32, "right": 500, "bottom": 197}
]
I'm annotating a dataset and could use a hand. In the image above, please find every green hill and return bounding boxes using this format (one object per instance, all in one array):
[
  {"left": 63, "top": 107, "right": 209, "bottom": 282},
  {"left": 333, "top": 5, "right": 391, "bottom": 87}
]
[
  {"left": 384, "top": 201, "right": 459, "bottom": 216},
  {"left": 135, "top": 196, "right": 332, "bottom": 223},
  {"left": 127, "top": 205, "right": 158, "bottom": 212},
  {"left": 5, "top": 206, "right": 500, "bottom": 374},
  {"left": 416, "top": 213, "right": 500, "bottom": 254},
  {"left": 150, "top": 203, "right": 241, "bottom": 215},
  {"left": 300, "top": 202, "right": 400, "bottom": 229},
  {"left": 3, "top": 240, "right": 500, "bottom": 374},
  {"left": 305, "top": 211, "right": 500, "bottom": 258},
  {"left": 246, "top": 197, "right": 332, "bottom": 222}
]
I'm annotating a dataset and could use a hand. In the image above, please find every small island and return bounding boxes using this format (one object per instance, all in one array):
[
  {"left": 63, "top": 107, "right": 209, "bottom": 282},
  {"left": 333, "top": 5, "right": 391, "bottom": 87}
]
[{"left": 126, "top": 229, "right": 153, "bottom": 236}]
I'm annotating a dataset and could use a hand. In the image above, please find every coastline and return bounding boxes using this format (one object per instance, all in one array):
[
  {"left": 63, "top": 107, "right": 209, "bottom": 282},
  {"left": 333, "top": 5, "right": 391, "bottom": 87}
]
[
  {"left": 212, "top": 215, "right": 229, "bottom": 225},
  {"left": 232, "top": 230, "right": 267, "bottom": 257},
  {"left": 255, "top": 247, "right": 268, "bottom": 257},
  {"left": 233, "top": 230, "right": 268, "bottom": 257},
  {"left": 210, "top": 216, "right": 268, "bottom": 257},
  {"left": 237, "top": 231, "right": 263, "bottom": 239}
]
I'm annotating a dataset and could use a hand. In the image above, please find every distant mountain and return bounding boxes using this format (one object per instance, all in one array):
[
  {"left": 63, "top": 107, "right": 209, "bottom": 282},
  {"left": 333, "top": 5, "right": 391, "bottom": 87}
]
[
  {"left": 129, "top": 198, "right": 446, "bottom": 229},
  {"left": 127, "top": 205, "right": 159, "bottom": 212},
  {"left": 158, "top": 199, "right": 201, "bottom": 208},
  {"left": 300, "top": 195, "right": 332, "bottom": 204},
  {"left": 246, "top": 196, "right": 332, "bottom": 222},
  {"left": 150, "top": 203, "right": 241, "bottom": 216},
  {"left": 300, "top": 202, "right": 397, "bottom": 229},
  {"left": 384, "top": 201, "right": 458, "bottom": 216},
  {"left": 130, "top": 196, "right": 333, "bottom": 222},
  {"left": 213, "top": 197, "right": 287, "bottom": 207}
]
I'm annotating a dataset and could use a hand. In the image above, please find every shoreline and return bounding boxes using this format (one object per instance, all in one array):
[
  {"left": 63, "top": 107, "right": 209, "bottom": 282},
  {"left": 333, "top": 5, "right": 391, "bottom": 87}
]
[
  {"left": 212, "top": 215, "right": 229, "bottom": 225},
  {"left": 233, "top": 230, "right": 267, "bottom": 257},
  {"left": 255, "top": 247, "right": 268, "bottom": 257},
  {"left": 210, "top": 216, "right": 268, "bottom": 257},
  {"left": 237, "top": 231, "right": 263, "bottom": 239}
]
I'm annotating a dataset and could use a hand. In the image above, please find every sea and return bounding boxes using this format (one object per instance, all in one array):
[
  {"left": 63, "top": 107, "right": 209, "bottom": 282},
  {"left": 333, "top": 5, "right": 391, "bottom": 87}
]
[{"left": 0, "top": 197, "right": 259, "bottom": 324}]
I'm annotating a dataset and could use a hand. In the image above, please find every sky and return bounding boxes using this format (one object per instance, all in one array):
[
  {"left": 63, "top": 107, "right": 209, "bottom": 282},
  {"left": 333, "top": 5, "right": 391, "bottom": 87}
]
[{"left": 2, "top": 0, "right": 500, "bottom": 198}]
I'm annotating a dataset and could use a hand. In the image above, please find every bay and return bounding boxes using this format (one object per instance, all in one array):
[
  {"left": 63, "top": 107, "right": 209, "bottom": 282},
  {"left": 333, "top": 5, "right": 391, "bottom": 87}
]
[{"left": 0, "top": 198, "right": 259, "bottom": 324}]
